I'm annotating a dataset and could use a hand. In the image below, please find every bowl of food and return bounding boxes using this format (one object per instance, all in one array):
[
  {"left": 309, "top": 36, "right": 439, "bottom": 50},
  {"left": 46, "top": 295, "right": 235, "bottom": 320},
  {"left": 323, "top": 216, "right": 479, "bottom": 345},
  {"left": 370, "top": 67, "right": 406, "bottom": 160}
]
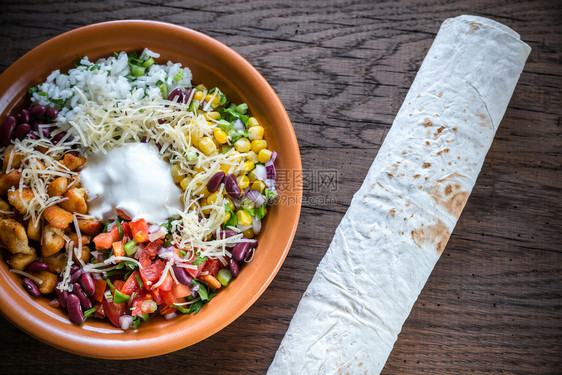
[{"left": 0, "top": 20, "right": 301, "bottom": 358}]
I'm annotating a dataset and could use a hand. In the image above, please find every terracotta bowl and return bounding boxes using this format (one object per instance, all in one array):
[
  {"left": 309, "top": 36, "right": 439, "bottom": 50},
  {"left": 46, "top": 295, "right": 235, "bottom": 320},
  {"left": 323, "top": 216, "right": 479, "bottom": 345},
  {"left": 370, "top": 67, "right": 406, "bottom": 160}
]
[{"left": 0, "top": 20, "right": 301, "bottom": 359}]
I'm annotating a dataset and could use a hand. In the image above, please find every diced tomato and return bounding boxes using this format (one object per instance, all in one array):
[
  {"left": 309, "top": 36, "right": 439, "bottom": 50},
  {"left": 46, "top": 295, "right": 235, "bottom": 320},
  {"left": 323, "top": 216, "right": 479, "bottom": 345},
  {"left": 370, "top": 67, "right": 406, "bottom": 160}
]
[
  {"left": 102, "top": 296, "right": 126, "bottom": 328},
  {"left": 93, "top": 232, "right": 114, "bottom": 250},
  {"left": 112, "top": 241, "right": 124, "bottom": 261},
  {"left": 203, "top": 258, "right": 220, "bottom": 276},
  {"left": 130, "top": 291, "right": 150, "bottom": 316},
  {"left": 121, "top": 270, "right": 141, "bottom": 296},
  {"left": 113, "top": 279, "right": 125, "bottom": 291},
  {"left": 186, "top": 261, "right": 205, "bottom": 278},
  {"left": 152, "top": 289, "right": 163, "bottom": 305},
  {"left": 160, "top": 289, "right": 176, "bottom": 306},
  {"left": 172, "top": 282, "right": 191, "bottom": 299},
  {"left": 130, "top": 218, "right": 149, "bottom": 243},
  {"left": 122, "top": 221, "right": 132, "bottom": 239},
  {"left": 143, "top": 239, "right": 162, "bottom": 259},
  {"left": 110, "top": 225, "right": 120, "bottom": 242},
  {"left": 158, "top": 272, "right": 174, "bottom": 292},
  {"left": 92, "top": 279, "right": 107, "bottom": 303},
  {"left": 140, "top": 259, "right": 165, "bottom": 287}
]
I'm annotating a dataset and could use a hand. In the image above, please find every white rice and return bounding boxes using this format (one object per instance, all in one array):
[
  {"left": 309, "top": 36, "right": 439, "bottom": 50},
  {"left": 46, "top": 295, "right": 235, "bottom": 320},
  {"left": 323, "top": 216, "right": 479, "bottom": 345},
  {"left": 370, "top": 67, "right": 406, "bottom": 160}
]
[{"left": 30, "top": 48, "right": 193, "bottom": 124}]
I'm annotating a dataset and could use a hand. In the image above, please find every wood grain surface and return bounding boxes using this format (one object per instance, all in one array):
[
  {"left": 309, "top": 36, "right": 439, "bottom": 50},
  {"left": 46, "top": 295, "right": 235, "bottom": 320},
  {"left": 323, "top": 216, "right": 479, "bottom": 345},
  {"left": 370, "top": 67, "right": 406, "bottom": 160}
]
[{"left": 0, "top": 0, "right": 560, "bottom": 374}]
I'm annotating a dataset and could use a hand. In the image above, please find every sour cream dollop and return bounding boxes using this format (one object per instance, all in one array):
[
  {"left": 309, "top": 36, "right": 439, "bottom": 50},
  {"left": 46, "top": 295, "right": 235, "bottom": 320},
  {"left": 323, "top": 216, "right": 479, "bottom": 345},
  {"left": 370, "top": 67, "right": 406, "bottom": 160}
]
[{"left": 80, "top": 142, "right": 183, "bottom": 224}]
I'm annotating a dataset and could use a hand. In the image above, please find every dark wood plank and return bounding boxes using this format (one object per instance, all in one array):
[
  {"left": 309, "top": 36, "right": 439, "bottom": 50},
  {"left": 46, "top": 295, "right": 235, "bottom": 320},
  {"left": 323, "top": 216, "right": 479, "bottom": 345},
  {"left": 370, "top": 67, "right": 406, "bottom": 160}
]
[{"left": 0, "top": 0, "right": 561, "bottom": 374}]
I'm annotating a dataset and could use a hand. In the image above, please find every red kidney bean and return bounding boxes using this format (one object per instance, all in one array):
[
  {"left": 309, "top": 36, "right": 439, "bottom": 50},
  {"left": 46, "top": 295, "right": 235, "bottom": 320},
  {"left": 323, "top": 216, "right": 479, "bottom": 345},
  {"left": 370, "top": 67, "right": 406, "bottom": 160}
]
[
  {"left": 1, "top": 115, "right": 17, "bottom": 146},
  {"left": 17, "top": 109, "right": 31, "bottom": 124},
  {"left": 72, "top": 283, "right": 93, "bottom": 310},
  {"left": 140, "top": 136, "right": 148, "bottom": 142},
  {"left": 232, "top": 242, "right": 250, "bottom": 262},
  {"left": 157, "top": 118, "right": 165, "bottom": 124},
  {"left": 80, "top": 272, "right": 96, "bottom": 296},
  {"left": 70, "top": 269, "right": 82, "bottom": 284},
  {"left": 52, "top": 131, "right": 66, "bottom": 144},
  {"left": 66, "top": 294, "right": 84, "bottom": 325},
  {"left": 28, "top": 132, "right": 39, "bottom": 140},
  {"left": 66, "top": 149, "right": 80, "bottom": 157},
  {"left": 168, "top": 88, "right": 185, "bottom": 103},
  {"left": 70, "top": 265, "right": 80, "bottom": 274},
  {"left": 229, "top": 258, "right": 239, "bottom": 278},
  {"left": 207, "top": 171, "right": 225, "bottom": 193},
  {"left": 30, "top": 105, "right": 46, "bottom": 118},
  {"left": 27, "top": 261, "right": 49, "bottom": 272},
  {"left": 31, "top": 120, "right": 40, "bottom": 132},
  {"left": 56, "top": 286, "right": 69, "bottom": 308},
  {"left": 13, "top": 123, "right": 31, "bottom": 140},
  {"left": 45, "top": 107, "right": 59, "bottom": 120},
  {"left": 41, "top": 126, "right": 51, "bottom": 138},
  {"left": 244, "top": 247, "right": 255, "bottom": 262},
  {"left": 224, "top": 174, "right": 241, "bottom": 198},
  {"left": 23, "top": 278, "right": 40, "bottom": 297},
  {"left": 172, "top": 265, "right": 192, "bottom": 286}
]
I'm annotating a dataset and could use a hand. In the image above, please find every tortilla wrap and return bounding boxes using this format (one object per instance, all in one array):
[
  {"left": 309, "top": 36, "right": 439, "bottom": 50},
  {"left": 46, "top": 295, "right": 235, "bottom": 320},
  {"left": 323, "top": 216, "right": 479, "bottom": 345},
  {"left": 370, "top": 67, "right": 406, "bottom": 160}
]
[{"left": 267, "top": 15, "right": 531, "bottom": 374}]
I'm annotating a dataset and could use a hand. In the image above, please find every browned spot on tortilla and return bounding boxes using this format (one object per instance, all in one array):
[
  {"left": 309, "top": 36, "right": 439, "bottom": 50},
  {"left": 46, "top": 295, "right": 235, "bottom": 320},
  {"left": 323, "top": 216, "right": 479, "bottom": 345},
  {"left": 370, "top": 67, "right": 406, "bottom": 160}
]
[
  {"left": 467, "top": 22, "right": 480, "bottom": 34},
  {"left": 417, "top": 94, "right": 421, "bottom": 98},
  {"left": 479, "top": 121, "right": 493, "bottom": 129},
  {"left": 402, "top": 150, "right": 408, "bottom": 155},
  {"left": 452, "top": 127, "right": 458, "bottom": 131},
  {"left": 436, "top": 148, "right": 450, "bottom": 156},
  {"left": 422, "top": 118, "right": 433, "bottom": 127},
  {"left": 436, "top": 172, "right": 466, "bottom": 183},
  {"left": 413, "top": 174, "right": 421, "bottom": 179},
  {"left": 438, "top": 92, "right": 443, "bottom": 98},
  {"left": 411, "top": 219, "right": 451, "bottom": 253},
  {"left": 429, "top": 179, "right": 470, "bottom": 218},
  {"left": 426, "top": 141, "right": 430, "bottom": 146},
  {"left": 463, "top": 109, "right": 467, "bottom": 113},
  {"left": 476, "top": 114, "right": 487, "bottom": 119},
  {"left": 389, "top": 209, "right": 396, "bottom": 217},
  {"left": 409, "top": 113, "right": 413, "bottom": 117},
  {"left": 422, "top": 162, "right": 431, "bottom": 168},
  {"left": 434, "top": 126, "right": 445, "bottom": 137},
  {"left": 404, "top": 217, "right": 407, "bottom": 221},
  {"left": 387, "top": 173, "right": 394, "bottom": 178},
  {"left": 425, "top": 177, "right": 428, "bottom": 180}
]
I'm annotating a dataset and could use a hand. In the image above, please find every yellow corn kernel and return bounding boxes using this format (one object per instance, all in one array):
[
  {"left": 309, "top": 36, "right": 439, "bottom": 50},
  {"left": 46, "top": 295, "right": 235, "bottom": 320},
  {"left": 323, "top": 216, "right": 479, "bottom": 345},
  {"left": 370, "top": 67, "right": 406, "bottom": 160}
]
[
  {"left": 258, "top": 149, "right": 273, "bottom": 163},
  {"left": 229, "top": 152, "right": 243, "bottom": 164},
  {"left": 248, "top": 126, "right": 264, "bottom": 140},
  {"left": 237, "top": 175, "right": 250, "bottom": 189},
  {"left": 246, "top": 151, "right": 259, "bottom": 164},
  {"left": 223, "top": 211, "right": 231, "bottom": 224},
  {"left": 248, "top": 169, "right": 258, "bottom": 183},
  {"left": 251, "top": 180, "right": 266, "bottom": 194},
  {"left": 243, "top": 160, "right": 255, "bottom": 174},
  {"left": 196, "top": 186, "right": 211, "bottom": 198},
  {"left": 205, "top": 94, "right": 220, "bottom": 106},
  {"left": 236, "top": 210, "right": 252, "bottom": 226},
  {"left": 263, "top": 206, "right": 268, "bottom": 216},
  {"left": 198, "top": 137, "right": 217, "bottom": 155},
  {"left": 207, "top": 191, "right": 222, "bottom": 206},
  {"left": 171, "top": 164, "right": 184, "bottom": 183},
  {"left": 242, "top": 228, "right": 255, "bottom": 239},
  {"left": 195, "top": 84, "right": 207, "bottom": 92},
  {"left": 234, "top": 138, "right": 251, "bottom": 153},
  {"left": 220, "top": 163, "right": 232, "bottom": 174},
  {"left": 207, "top": 111, "right": 220, "bottom": 120},
  {"left": 201, "top": 199, "right": 212, "bottom": 215},
  {"left": 193, "top": 90, "right": 204, "bottom": 101},
  {"left": 251, "top": 140, "right": 267, "bottom": 154},
  {"left": 193, "top": 165, "right": 205, "bottom": 173},
  {"left": 212, "top": 137, "right": 221, "bottom": 148},
  {"left": 213, "top": 128, "right": 228, "bottom": 144},
  {"left": 180, "top": 176, "right": 192, "bottom": 190},
  {"left": 248, "top": 117, "right": 260, "bottom": 128}
]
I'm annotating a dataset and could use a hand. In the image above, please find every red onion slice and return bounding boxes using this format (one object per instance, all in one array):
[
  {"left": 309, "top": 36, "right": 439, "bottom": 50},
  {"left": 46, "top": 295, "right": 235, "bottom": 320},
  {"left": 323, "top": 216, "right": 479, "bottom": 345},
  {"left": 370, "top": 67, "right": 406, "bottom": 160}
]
[
  {"left": 245, "top": 189, "right": 266, "bottom": 207},
  {"left": 265, "top": 160, "right": 276, "bottom": 180}
]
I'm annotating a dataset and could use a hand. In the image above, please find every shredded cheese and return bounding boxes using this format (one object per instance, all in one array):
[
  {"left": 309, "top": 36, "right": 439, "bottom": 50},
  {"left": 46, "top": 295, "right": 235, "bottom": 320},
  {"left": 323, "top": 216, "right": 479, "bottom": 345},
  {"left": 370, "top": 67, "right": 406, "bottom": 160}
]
[{"left": 10, "top": 269, "right": 43, "bottom": 285}]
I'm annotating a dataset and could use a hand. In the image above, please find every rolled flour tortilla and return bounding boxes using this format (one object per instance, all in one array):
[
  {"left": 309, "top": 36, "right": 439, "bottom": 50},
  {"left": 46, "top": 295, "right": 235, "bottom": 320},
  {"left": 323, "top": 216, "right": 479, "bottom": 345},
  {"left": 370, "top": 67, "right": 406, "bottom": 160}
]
[{"left": 267, "top": 15, "right": 530, "bottom": 374}]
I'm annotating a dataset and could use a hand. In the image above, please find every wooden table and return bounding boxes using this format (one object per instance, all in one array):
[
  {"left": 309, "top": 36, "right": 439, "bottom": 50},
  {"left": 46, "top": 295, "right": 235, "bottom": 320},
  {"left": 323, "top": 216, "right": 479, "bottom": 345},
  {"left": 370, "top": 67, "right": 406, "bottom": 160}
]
[{"left": 0, "top": 1, "right": 560, "bottom": 373}]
